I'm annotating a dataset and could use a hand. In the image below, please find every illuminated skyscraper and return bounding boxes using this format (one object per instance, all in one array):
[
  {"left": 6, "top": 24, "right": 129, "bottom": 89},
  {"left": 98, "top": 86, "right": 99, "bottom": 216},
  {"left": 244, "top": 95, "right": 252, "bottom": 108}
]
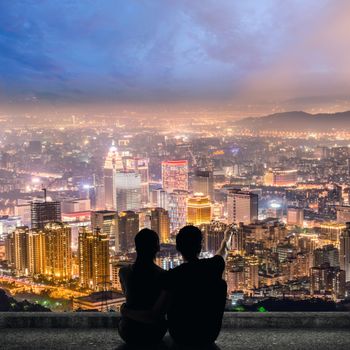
[
  {"left": 115, "top": 171, "right": 141, "bottom": 211},
  {"left": 193, "top": 169, "right": 214, "bottom": 200},
  {"left": 150, "top": 208, "right": 170, "bottom": 243},
  {"left": 91, "top": 210, "right": 118, "bottom": 252},
  {"left": 162, "top": 160, "right": 188, "bottom": 193},
  {"left": 168, "top": 190, "right": 188, "bottom": 233},
  {"left": 118, "top": 211, "right": 139, "bottom": 252},
  {"left": 104, "top": 142, "right": 124, "bottom": 210},
  {"left": 78, "top": 227, "right": 110, "bottom": 291},
  {"left": 31, "top": 200, "right": 61, "bottom": 230},
  {"left": 227, "top": 190, "right": 258, "bottom": 225},
  {"left": 27, "top": 230, "right": 46, "bottom": 275},
  {"left": 150, "top": 188, "right": 168, "bottom": 210},
  {"left": 187, "top": 194, "right": 212, "bottom": 226},
  {"left": 44, "top": 222, "right": 72, "bottom": 281},
  {"left": 12, "top": 226, "right": 29, "bottom": 275},
  {"left": 340, "top": 223, "right": 350, "bottom": 282}
]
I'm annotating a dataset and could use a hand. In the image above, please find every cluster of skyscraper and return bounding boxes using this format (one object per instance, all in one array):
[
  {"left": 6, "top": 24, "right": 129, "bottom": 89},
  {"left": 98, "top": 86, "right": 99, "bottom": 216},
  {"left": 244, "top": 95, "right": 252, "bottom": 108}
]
[{"left": 3, "top": 140, "right": 350, "bottom": 306}]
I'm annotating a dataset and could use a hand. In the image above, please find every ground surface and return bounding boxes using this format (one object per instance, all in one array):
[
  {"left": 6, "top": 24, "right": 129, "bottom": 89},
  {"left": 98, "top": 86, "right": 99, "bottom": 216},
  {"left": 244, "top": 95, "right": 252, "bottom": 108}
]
[{"left": 2, "top": 329, "right": 350, "bottom": 350}]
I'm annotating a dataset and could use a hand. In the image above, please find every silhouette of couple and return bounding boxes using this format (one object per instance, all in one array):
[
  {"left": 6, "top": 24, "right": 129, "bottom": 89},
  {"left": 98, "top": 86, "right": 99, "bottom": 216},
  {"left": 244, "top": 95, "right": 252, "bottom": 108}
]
[{"left": 118, "top": 225, "right": 234, "bottom": 347}]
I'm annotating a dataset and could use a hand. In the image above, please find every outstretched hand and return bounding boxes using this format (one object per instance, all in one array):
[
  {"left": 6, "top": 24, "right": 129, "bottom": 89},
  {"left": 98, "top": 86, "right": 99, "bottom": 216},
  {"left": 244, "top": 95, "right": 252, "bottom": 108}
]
[{"left": 224, "top": 224, "right": 236, "bottom": 245}]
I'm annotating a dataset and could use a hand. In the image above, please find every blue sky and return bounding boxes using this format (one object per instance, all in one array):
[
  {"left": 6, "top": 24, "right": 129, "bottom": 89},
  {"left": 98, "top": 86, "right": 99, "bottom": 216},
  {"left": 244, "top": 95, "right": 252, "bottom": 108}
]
[{"left": 0, "top": 0, "right": 349, "bottom": 114}]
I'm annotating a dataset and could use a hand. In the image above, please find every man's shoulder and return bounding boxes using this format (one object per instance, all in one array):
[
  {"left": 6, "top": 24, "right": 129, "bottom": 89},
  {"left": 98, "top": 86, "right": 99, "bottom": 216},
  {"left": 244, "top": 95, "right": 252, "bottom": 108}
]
[
  {"left": 119, "top": 264, "right": 133, "bottom": 275},
  {"left": 200, "top": 255, "right": 225, "bottom": 271}
]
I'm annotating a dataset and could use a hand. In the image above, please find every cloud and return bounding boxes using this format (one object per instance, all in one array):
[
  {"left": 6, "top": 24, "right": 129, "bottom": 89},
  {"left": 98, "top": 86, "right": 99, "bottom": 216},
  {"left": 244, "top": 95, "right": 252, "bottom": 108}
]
[{"left": 0, "top": 0, "right": 349, "bottom": 113}]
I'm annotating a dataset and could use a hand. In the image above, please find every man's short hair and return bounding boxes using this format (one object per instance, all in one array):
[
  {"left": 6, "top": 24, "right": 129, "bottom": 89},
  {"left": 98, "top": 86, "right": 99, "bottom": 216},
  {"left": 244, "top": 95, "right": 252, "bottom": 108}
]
[
  {"left": 176, "top": 225, "right": 202, "bottom": 259},
  {"left": 135, "top": 228, "right": 160, "bottom": 259}
]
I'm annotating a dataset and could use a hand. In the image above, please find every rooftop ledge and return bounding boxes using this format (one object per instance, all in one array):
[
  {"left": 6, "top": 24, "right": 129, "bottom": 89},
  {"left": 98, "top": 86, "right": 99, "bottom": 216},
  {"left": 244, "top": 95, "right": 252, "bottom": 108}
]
[{"left": 1, "top": 312, "right": 350, "bottom": 329}]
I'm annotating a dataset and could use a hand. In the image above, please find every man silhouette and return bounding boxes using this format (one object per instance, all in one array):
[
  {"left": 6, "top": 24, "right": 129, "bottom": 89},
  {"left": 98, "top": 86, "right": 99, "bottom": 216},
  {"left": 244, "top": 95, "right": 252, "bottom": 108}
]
[{"left": 122, "top": 224, "right": 234, "bottom": 347}]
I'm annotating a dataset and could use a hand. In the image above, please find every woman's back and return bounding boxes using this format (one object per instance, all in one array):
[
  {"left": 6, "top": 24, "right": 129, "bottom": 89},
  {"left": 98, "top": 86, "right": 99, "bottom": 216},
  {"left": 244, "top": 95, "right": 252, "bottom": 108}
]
[
  {"left": 120, "top": 262, "right": 165, "bottom": 310},
  {"left": 118, "top": 261, "right": 167, "bottom": 346}
]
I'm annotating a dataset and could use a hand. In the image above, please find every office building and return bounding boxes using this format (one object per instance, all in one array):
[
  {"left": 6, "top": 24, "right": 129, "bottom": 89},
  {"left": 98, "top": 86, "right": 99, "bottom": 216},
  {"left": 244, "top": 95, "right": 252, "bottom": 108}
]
[
  {"left": 115, "top": 171, "right": 141, "bottom": 212},
  {"left": 91, "top": 210, "right": 118, "bottom": 251},
  {"left": 193, "top": 169, "right": 214, "bottom": 200},
  {"left": 125, "top": 157, "right": 149, "bottom": 204},
  {"left": 168, "top": 190, "right": 188, "bottom": 233},
  {"left": 118, "top": 211, "right": 139, "bottom": 252},
  {"left": 227, "top": 190, "right": 258, "bottom": 225},
  {"left": 150, "top": 207, "right": 170, "bottom": 243},
  {"left": 187, "top": 194, "right": 212, "bottom": 226},
  {"left": 287, "top": 207, "right": 304, "bottom": 226},
  {"left": 264, "top": 169, "right": 298, "bottom": 187},
  {"left": 162, "top": 160, "right": 188, "bottom": 193}
]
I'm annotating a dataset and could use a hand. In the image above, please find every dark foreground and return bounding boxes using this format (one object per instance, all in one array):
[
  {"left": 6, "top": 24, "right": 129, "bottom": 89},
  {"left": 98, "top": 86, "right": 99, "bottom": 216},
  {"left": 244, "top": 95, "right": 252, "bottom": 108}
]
[{"left": 2, "top": 329, "right": 350, "bottom": 350}]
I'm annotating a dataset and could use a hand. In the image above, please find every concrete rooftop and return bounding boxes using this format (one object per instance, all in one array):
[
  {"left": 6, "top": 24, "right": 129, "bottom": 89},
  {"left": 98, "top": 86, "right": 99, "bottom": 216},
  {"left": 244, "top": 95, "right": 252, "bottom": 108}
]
[
  {"left": 1, "top": 313, "right": 350, "bottom": 350},
  {"left": 2, "top": 328, "right": 350, "bottom": 350}
]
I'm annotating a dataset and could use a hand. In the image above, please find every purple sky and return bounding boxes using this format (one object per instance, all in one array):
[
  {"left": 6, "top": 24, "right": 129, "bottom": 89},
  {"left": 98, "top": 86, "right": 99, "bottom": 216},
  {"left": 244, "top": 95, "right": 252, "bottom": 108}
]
[{"left": 1, "top": 0, "right": 350, "bottom": 116}]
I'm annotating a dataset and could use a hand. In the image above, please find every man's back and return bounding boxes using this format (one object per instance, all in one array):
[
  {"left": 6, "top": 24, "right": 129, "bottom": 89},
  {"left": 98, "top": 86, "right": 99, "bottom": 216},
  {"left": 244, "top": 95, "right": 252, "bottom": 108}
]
[{"left": 162, "top": 255, "right": 227, "bottom": 346}]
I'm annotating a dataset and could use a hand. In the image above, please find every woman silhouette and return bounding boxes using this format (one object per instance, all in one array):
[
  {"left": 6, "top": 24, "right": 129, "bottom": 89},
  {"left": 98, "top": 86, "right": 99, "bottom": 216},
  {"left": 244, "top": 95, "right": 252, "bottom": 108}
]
[{"left": 118, "top": 228, "right": 167, "bottom": 345}]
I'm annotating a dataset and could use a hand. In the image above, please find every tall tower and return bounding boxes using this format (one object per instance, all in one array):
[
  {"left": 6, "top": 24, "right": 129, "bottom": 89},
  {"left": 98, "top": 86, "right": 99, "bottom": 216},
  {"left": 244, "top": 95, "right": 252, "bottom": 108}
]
[
  {"left": 150, "top": 208, "right": 170, "bottom": 243},
  {"left": 162, "top": 160, "right": 188, "bottom": 193},
  {"left": 125, "top": 157, "right": 150, "bottom": 204},
  {"left": 27, "top": 229, "right": 46, "bottom": 275},
  {"left": 78, "top": 227, "right": 110, "bottom": 291},
  {"left": 118, "top": 211, "right": 139, "bottom": 252},
  {"left": 168, "top": 190, "right": 188, "bottom": 233},
  {"left": 104, "top": 141, "right": 124, "bottom": 210},
  {"left": 115, "top": 171, "right": 141, "bottom": 211},
  {"left": 227, "top": 190, "right": 258, "bottom": 225},
  {"left": 187, "top": 194, "right": 212, "bottom": 226},
  {"left": 340, "top": 222, "right": 350, "bottom": 282},
  {"left": 13, "top": 226, "right": 29, "bottom": 275},
  {"left": 193, "top": 169, "right": 214, "bottom": 200},
  {"left": 44, "top": 222, "right": 72, "bottom": 281}
]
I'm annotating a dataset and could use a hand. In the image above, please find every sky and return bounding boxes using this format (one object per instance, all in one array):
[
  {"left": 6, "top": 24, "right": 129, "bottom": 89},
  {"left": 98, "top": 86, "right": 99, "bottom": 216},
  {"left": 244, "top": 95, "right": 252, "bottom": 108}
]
[{"left": 1, "top": 0, "right": 350, "bottom": 116}]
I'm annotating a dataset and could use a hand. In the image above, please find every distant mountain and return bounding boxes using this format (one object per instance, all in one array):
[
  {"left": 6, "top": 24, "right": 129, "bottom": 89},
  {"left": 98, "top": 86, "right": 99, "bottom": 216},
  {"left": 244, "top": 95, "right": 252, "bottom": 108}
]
[{"left": 234, "top": 111, "right": 350, "bottom": 132}]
